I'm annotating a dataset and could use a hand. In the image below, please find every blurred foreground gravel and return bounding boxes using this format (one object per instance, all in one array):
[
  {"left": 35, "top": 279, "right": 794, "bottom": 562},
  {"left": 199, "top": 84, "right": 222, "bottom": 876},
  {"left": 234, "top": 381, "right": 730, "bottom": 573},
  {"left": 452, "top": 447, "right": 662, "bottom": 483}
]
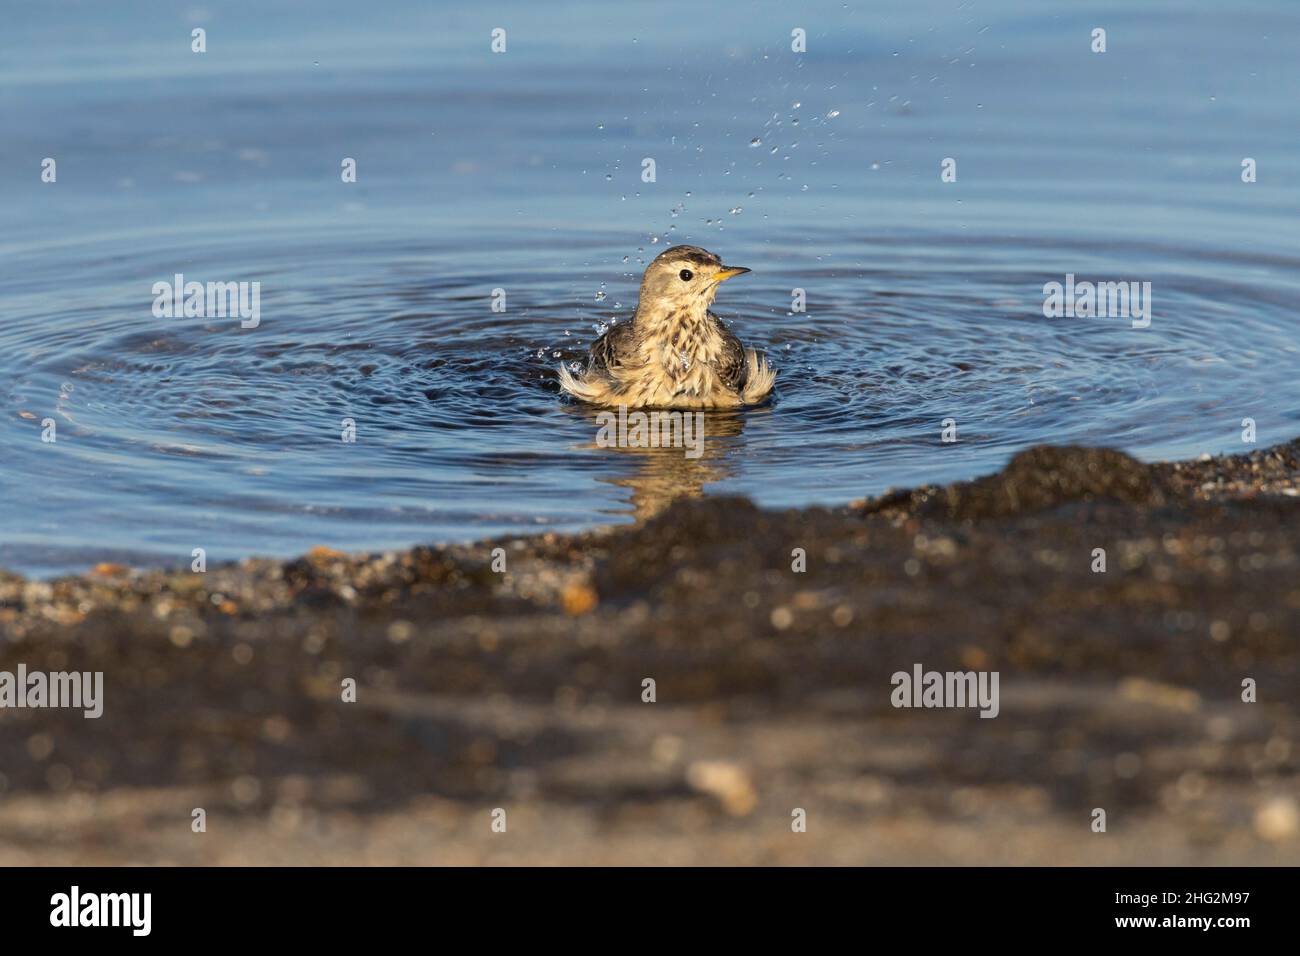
[{"left": 1, "top": 440, "right": 1297, "bottom": 864}]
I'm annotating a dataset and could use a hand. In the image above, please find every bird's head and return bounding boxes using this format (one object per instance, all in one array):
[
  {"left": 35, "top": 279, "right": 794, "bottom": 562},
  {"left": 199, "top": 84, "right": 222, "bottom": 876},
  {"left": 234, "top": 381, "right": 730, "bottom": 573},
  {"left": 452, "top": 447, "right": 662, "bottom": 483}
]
[{"left": 636, "top": 245, "right": 750, "bottom": 319}]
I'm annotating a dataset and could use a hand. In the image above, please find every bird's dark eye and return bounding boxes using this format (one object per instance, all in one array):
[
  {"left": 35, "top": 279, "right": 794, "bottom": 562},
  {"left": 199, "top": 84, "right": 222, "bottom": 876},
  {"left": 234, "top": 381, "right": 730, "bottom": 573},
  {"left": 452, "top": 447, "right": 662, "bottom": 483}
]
[{"left": 679, "top": 269, "right": 693, "bottom": 281}]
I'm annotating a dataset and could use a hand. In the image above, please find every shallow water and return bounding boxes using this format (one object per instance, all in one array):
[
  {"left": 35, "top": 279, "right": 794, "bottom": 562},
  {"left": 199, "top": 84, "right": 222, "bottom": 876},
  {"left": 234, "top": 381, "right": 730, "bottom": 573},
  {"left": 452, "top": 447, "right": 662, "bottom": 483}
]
[{"left": 2, "top": 0, "right": 1298, "bottom": 575}]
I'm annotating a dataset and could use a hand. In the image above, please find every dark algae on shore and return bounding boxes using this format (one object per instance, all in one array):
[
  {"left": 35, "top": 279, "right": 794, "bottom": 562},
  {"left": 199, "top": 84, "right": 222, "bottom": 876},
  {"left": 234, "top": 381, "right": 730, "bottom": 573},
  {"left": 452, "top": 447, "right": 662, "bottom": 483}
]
[{"left": 0, "top": 440, "right": 1297, "bottom": 864}]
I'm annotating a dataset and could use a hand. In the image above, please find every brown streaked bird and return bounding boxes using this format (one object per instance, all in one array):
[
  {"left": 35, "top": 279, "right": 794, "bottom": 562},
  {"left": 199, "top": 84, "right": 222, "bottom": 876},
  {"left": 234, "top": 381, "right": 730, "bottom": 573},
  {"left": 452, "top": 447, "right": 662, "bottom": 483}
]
[{"left": 558, "top": 245, "right": 776, "bottom": 408}]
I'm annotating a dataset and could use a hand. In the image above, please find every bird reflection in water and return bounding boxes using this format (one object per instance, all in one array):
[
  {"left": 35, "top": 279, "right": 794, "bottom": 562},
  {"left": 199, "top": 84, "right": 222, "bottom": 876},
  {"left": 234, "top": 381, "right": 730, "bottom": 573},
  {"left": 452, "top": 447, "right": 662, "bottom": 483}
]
[{"left": 567, "top": 405, "right": 757, "bottom": 523}]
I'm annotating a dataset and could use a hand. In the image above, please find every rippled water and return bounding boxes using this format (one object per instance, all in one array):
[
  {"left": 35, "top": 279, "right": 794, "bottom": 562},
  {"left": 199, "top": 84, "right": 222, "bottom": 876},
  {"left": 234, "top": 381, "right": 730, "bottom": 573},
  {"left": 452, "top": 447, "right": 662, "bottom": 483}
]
[{"left": 2, "top": 0, "right": 1298, "bottom": 575}]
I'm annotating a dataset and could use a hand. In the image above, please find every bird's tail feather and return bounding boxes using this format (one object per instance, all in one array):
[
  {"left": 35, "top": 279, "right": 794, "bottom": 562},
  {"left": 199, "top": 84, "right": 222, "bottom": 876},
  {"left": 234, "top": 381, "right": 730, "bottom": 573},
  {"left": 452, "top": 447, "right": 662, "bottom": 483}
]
[
  {"left": 741, "top": 349, "right": 776, "bottom": 405},
  {"left": 557, "top": 363, "right": 612, "bottom": 403}
]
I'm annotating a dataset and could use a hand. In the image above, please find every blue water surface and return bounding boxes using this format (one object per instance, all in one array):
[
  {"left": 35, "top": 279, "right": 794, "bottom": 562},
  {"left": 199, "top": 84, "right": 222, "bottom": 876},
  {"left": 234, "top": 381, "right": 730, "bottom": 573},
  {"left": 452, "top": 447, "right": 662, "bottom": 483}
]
[{"left": 1, "top": 0, "right": 1298, "bottom": 574}]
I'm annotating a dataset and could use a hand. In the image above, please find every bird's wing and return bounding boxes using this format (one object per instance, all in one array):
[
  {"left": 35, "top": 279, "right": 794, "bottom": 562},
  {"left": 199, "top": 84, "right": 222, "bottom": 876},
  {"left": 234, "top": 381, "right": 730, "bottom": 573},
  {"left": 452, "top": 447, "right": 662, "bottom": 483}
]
[
  {"left": 709, "top": 313, "right": 749, "bottom": 392},
  {"left": 588, "top": 321, "right": 635, "bottom": 374}
]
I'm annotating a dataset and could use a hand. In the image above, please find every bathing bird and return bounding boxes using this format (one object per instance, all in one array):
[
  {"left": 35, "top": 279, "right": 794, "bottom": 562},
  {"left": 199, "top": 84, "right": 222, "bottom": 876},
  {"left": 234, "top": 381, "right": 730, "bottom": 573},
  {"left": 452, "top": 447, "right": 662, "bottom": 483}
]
[{"left": 558, "top": 245, "right": 775, "bottom": 408}]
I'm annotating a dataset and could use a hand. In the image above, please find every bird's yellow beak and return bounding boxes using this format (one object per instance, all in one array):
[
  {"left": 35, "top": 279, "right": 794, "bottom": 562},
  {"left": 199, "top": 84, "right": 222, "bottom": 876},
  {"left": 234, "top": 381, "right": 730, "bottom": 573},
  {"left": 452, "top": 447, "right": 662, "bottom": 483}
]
[{"left": 714, "top": 266, "right": 751, "bottom": 282}]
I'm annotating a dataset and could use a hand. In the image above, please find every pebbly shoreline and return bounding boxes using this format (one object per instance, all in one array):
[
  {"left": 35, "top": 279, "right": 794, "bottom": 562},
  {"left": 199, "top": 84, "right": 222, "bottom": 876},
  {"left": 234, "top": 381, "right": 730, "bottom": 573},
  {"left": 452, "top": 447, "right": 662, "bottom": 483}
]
[{"left": 1, "top": 439, "right": 1297, "bottom": 864}]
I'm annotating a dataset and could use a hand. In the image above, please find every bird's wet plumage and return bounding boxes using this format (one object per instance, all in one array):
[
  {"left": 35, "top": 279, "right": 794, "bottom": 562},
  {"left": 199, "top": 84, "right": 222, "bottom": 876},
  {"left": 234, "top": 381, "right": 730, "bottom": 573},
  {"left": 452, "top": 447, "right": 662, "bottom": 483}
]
[{"left": 558, "top": 245, "right": 775, "bottom": 408}]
